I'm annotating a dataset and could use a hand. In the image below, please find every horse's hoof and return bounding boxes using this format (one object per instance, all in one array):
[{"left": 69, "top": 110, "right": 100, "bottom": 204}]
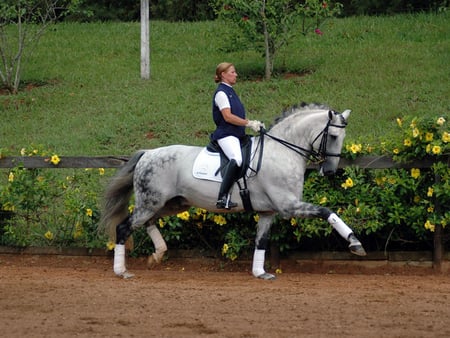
[
  {"left": 147, "top": 255, "right": 157, "bottom": 269},
  {"left": 117, "top": 270, "right": 135, "bottom": 279},
  {"left": 257, "top": 272, "right": 276, "bottom": 280},
  {"left": 349, "top": 244, "right": 367, "bottom": 256}
]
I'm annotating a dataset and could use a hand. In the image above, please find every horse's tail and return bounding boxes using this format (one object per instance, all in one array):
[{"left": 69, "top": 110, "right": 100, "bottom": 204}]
[{"left": 100, "top": 150, "right": 146, "bottom": 243}]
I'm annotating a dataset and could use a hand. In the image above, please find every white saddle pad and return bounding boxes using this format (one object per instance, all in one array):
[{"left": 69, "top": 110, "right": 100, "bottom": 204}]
[{"left": 192, "top": 148, "right": 223, "bottom": 182}]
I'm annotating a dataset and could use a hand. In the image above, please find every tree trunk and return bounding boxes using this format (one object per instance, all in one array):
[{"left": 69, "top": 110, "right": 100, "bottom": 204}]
[
  {"left": 261, "top": 0, "right": 271, "bottom": 80},
  {"left": 140, "top": 0, "right": 150, "bottom": 80}
]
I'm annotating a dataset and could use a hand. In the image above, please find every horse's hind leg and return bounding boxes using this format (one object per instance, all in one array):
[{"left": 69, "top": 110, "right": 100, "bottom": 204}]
[
  {"left": 146, "top": 224, "right": 168, "bottom": 269},
  {"left": 113, "top": 216, "right": 135, "bottom": 278}
]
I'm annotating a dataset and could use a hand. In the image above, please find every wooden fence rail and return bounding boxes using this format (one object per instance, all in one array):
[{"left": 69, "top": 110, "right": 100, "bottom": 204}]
[
  {"left": 0, "top": 155, "right": 447, "bottom": 169},
  {"left": 0, "top": 155, "right": 448, "bottom": 271}
]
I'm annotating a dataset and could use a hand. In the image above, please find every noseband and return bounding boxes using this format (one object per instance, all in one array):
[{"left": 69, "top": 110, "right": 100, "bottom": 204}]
[{"left": 259, "top": 111, "right": 347, "bottom": 164}]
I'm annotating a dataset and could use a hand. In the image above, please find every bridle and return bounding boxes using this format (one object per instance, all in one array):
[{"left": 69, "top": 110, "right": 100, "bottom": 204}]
[{"left": 254, "top": 111, "right": 347, "bottom": 171}]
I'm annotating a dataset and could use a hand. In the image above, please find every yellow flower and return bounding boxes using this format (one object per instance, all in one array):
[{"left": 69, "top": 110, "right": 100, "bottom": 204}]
[
  {"left": 411, "top": 168, "right": 420, "bottom": 179},
  {"left": 427, "top": 206, "right": 434, "bottom": 213},
  {"left": 8, "top": 172, "right": 14, "bottom": 182},
  {"left": 50, "top": 154, "right": 60, "bottom": 165},
  {"left": 222, "top": 243, "right": 229, "bottom": 255},
  {"left": 341, "top": 177, "right": 354, "bottom": 189},
  {"left": 413, "top": 195, "right": 420, "bottom": 203},
  {"left": 393, "top": 148, "right": 400, "bottom": 154},
  {"left": 44, "top": 231, "right": 54, "bottom": 240},
  {"left": 375, "top": 176, "right": 386, "bottom": 186},
  {"left": 396, "top": 118, "right": 402, "bottom": 127},
  {"left": 425, "top": 132, "right": 434, "bottom": 142},
  {"left": 253, "top": 214, "right": 260, "bottom": 223},
  {"left": 290, "top": 218, "right": 297, "bottom": 226},
  {"left": 426, "top": 144, "right": 432, "bottom": 153},
  {"left": 98, "top": 168, "right": 105, "bottom": 175},
  {"left": 436, "top": 117, "right": 446, "bottom": 126},
  {"left": 319, "top": 196, "right": 327, "bottom": 204},
  {"left": 128, "top": 204, "right": 134, "bottom": 214},
  {"left": 158, "top": 218, "right": 165, "bottom": 228},
  {"left": 275, "top": 268, "right": 282, "bottom": 274},
  {"left": 442, "top": 132, "right": 450, "bottom": 143},
  {"left": 424, "top": 220, "right": 435, "bottom": 232},
  {"left": 213, "top": 214, "right": 227, "bottom": 225},
  {"left": 432, "top": 145, "right": 441, "bottom": 155},
  {"left": 20, "top": 148, "right": 26, "bottom": 156},
  {"left": 86, "top": 208, "right": 93, "bottom": 217},
  {"left": 195, "top": 208, "right": 207, "bottom": 216},
  {"left": 412, "top": 128, "right": 420, "bottom": 138},
  {"left": 349, "top": 143, "right": 362, "bottom": 154},
  {"left": 106, "top": 241, "right": 115, "bottom": 250},
  {"left": 177, "top": 211, "right": 190, "bottom": 221},
  {"left": 403, "top": 138, "right": 412, "bottom": 147},
  {"left": 427, "top": 187, "right": 433, "bottom": 197}
]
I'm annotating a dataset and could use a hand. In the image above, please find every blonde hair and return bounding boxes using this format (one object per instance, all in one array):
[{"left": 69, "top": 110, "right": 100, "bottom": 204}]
[{"left": 214, "top": 62, "right": 234, "bottom": 83}]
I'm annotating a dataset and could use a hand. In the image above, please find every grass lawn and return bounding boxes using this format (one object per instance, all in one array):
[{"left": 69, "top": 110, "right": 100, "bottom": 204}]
[{"left": 1, "top": 12, "right": 448, "bottom": 156}]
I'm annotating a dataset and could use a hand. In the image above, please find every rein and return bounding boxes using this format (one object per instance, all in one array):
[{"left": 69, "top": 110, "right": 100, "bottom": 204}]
[{"left": 258, "top": 114, "right": 347, "bottom": 164}]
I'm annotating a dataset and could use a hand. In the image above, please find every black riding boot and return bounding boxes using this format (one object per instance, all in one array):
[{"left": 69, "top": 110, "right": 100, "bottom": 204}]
[{"left": 216, "top": 159, "right": 240, "bottom": 209}]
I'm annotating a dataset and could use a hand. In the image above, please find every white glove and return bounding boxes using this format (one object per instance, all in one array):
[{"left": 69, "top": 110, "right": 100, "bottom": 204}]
[{"left": 246, "top": 120, "right": 265, "bottom": 132}]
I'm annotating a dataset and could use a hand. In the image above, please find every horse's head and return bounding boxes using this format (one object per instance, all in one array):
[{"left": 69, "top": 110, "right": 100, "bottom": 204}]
[
  {"left": 314, "top": 109, "right": 351, "bottom": 176},
  {"left": 265, "top": 103, "right": 350, "bottom": 176}
]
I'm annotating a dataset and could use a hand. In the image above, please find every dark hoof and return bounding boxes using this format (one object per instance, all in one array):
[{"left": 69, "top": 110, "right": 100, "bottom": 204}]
[
  {"left": 257, "top": 273, "right": 276, "bottom": 280},
  {"left": 349, "top": 244, "right": 367, "bottom": 256}
]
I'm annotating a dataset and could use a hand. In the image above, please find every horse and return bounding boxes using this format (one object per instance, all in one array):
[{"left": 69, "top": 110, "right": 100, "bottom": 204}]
[{"left": 101, "top": 102, "right": 367, "bottom": 280}]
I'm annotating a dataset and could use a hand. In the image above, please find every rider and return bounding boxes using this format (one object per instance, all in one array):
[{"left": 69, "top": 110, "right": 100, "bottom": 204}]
[{"left": 211, "top": 62, "right": 264, "bottom": 209}]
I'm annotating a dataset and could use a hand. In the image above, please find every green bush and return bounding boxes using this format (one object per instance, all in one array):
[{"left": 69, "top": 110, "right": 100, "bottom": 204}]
[{"left": 0, "top": 116, "right": 448, "bottom": 258}]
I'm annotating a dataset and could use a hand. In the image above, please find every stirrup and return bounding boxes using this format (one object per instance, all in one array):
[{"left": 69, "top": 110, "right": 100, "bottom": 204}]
[{"left": 216, "top": 196, "right": 237, "bottom": 209}]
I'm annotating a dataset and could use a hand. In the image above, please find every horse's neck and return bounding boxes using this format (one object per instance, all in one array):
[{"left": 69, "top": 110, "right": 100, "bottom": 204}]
[{"left": 271, "top": 116, "right": 315, "bottom": 149}]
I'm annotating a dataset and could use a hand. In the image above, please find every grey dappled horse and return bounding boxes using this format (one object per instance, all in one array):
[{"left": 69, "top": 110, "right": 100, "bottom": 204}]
[{"left": 101, "top": 103, "right": 366, "bottom": 280}]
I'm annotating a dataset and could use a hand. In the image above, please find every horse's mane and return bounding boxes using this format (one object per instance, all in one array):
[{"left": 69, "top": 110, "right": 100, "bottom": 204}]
[{"left": 270, "top": 102, "right": 331, "bottom": 130}]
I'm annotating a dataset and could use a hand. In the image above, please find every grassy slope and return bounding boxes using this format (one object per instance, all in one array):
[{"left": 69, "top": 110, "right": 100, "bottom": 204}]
[{"left": 0, "top": 13, "right": 448, "bottom": 156}]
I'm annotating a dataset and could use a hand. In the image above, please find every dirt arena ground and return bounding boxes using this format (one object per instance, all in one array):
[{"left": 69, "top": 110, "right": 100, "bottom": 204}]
[{"left": 0, "top": 253, "right": 449, "bottom": 338}]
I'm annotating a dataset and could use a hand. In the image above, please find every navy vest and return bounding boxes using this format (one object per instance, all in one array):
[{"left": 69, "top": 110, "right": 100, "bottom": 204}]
[{"left": 211, "top": 83, "right": 246, "bottom": 141}]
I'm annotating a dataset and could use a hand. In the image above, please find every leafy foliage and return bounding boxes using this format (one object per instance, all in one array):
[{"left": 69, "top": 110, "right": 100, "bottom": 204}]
[
  {"left": 1, "top": 116, "right": 447, "bottom": 259},
  {"left": 214, "top": 0, "right": 342, "bottom": 79}
]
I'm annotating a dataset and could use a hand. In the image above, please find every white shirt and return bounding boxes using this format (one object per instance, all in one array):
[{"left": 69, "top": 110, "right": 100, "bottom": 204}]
[{"left": 214, "top": 83, "right": 232, "bottom": 110}]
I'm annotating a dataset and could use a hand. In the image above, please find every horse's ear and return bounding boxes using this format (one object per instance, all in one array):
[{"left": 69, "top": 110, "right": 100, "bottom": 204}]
[
  {"left": 328, "top": 110, "right": 333, "bottom": 120},
  {"left": 342, "top": 109, "right": 351, "bottom": 121}
]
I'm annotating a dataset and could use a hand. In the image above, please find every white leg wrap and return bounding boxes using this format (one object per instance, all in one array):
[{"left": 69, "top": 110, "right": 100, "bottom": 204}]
[
  {"left": 147, "top": 225, "right": 167, "bottom": 263},
  {"left": 327, "top": 213, "right": 352, "bottom": 240},
  {"left": 113, "top": 244, "right": 126, "bottom": 276},
  {"left": 252, "top": 249, "right": 266, "bottom": 277}
]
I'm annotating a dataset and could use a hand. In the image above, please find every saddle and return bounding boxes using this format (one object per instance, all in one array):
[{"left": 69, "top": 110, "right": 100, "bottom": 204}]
[
  {"left": 206, "top": 135, "right": 253, "bottom": 180},
  {"left": 195, "top": 135, "right": 256, "bottom": 211}
]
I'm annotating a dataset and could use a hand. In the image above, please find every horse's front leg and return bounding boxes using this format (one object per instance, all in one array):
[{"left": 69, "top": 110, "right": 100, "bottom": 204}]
[
  {"left": 293, "top": 203, "right": 367, "bottom": 256},
  {"left": 252, "top": 214, "right": 277, "bottom": 280},
  {"left": 327, "top": 211, "right": 366, "bottom": 256}
]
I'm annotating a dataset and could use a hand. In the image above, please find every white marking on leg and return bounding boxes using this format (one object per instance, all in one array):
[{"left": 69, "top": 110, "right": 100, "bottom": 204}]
[
  {"left": 327, "top": 213, "right": 352, "bottom": 240},
  {"left": 252, "top": 249, "right": 266, "bottom": 277},
  {"left": 113, "top": 244, "right": 126, "bottom": 276},
  {"left": 147, "top": 225, "right": 167, "bottom": 263}
]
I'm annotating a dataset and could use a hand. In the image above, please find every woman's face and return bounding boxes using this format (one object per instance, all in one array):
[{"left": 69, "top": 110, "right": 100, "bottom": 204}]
[{"left": 221, "top": 66, "right": 238, "bottom": 85}]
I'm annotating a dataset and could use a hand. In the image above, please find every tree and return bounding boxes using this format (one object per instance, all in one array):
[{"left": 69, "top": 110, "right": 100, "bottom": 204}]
[
  {"left": 215, "top": 0, "right": 342, "bottom": 80},
  {"left": 0, "top": 0, "right": 83, "bottom": 94}
]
